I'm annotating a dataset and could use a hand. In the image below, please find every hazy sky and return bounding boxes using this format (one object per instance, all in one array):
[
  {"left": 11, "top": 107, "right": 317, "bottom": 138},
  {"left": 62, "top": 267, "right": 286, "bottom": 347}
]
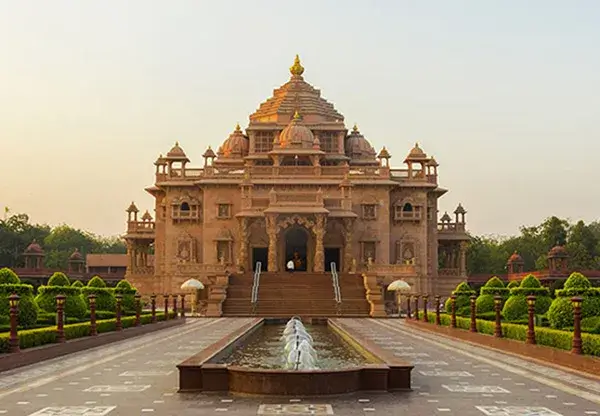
[{"left": 1, "top": 1, "right": 599, "bottom": 238}]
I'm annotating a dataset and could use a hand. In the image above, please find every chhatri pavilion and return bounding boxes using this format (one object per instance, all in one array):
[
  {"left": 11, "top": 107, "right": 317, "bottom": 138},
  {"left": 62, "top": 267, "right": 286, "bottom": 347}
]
[{"left": 123, "top": 56, "right": 469, "bottom": 317}]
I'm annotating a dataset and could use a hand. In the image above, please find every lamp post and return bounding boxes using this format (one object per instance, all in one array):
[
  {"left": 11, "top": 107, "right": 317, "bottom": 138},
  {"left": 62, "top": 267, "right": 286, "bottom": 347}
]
[
  {"left": 8, "top": 293, "right": 20, "bottom": 353},
  {"left": 180, "top": 294, "right": 186, "bottom": 319},
  {"left": 406, "top": 294, "right": 411, "bottom": 319},
  {"left": 469, "top": 295, "right": 477, "bottom": 333},
  {"left": 413, "top": 295, "right": 420, "bottom": 320},
  {"left": 450, "top": 295, "right": 457, "bottom": 328},
  {"left": 134, "top": 293, "right": 141, "bottom": 327},
  {"left": 88, "top": 294, "right": 97, "bottom": 336},
  {"left": 115, "top": 294, "right": 123, "bottom": 331},
  {"left": 151, "top": 294, "right": 157, "bottom": 323},
  {"left": 435, "top": 295, "right": 441, "bottom": 325},
  {"left": 493, "top": 295, "right": 502, "bottom": 338},
  {"left": 163, "top": 294, "right": 169, "bottom": 320},
  {"left": 422, "top": 294, "right": 429, "bottom": 323},
  {"left": 56, "top": 294, "right": 66, "bottom": 343},
  {"left": 526, "top": 295, "right": 536, "bottom": 345},
  {"left": 571, "top": 297, "right": 583, "bottom": 355},
  {"left": 173, "top": 295, "right": 178, "bottom": 319}
]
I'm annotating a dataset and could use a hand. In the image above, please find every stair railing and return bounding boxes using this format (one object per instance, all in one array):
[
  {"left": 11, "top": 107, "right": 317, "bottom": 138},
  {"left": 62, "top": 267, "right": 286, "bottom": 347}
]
[
  {"left": 330, "top": 262, "right": 342, "bottom": 314},
  {"left": 251, "top": 261, "right": 262, "bottom": 314}
]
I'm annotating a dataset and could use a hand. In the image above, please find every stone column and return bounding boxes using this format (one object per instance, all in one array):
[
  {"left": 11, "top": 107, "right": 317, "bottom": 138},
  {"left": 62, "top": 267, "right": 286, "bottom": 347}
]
[
  {"left": 237, "top": 217, "right": 249, "bottom": 271},
  {"left": 343, "top": 218, "right": 354, "bottom": 272},
  {"left": 459, "top": 242, "right": 467, "bottom": 276},
  {"left": 314, "top": 214, "right": 326, "bottom": 272},
  {"left": 266, "top": 215, "right": 278, "bottom": 272}
]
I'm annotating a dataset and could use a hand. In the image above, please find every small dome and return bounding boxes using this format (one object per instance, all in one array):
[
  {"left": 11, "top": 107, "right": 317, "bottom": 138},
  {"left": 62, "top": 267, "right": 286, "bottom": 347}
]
[
  {"left": 548, "top": 245, "right": 568, "bottom": 258},
  {"left": 154, "top": 154, "right": 166, "bottom": 166},
  {"left": 166, "top": 142, "right": 189, "bottom": 161},
  {"left": 454, "top": 203, "right": 466, "bottom": 215},
  {"left": 507, "top": 251, "right": 524, "bottom": 264},
  {"left": 278, "top": 111, "right": 315, "bottom": 149},
  {"left": 69, "top": 248, "right": 84, "bottom": 261},
  {"left": 427, "top": 156, "right": 439, "bottom": 167},
  {"left": 345, "top": 124, "right": 376, "bottom": 160},
  {"left": 126, "top": 201, "right": 139, "bottom": 213},
  {"left": 377, "top": 146, "right": 391, "bottom": 159},
  {"left": 218, "top": 124, "right": 249, "bottom": 158},
  {"left": 440, "top": 212, "right": 451, "bottom": 222},
  {"left": 24, "top": 240, "right": 44, "bottom": 255},
  {"left": 404, "top": 142, "right": 428, "bottom": 162},
  {"left": 203, "top": 146, "right": 216, "bottom": 159},
  {"left": 141, "top": 210, "right": 153, "bottom": 221}
]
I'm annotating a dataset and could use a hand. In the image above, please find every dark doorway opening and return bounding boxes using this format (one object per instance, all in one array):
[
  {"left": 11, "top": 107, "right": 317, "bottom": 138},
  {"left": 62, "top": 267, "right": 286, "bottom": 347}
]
[
  {"left": 252, "top": 247, "right": 268, "bottom": 271},
  {"left": 285, "top": 227, "right": 308, "bottom": 271},
  {"left": 325, "top": 248, "right": 341, "bottom": 272}
]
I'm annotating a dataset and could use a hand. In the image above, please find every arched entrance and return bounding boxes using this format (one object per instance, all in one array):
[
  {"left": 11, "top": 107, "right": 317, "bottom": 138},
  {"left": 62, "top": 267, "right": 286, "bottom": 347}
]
[{"left": 284, "top": 226, "right": 309, "bottom": 271}]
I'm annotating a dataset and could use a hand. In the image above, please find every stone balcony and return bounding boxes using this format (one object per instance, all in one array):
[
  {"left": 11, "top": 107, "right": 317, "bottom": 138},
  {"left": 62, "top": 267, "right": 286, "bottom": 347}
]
[{"left": 125, "top": 221, "right": 156, "bottom": 239}]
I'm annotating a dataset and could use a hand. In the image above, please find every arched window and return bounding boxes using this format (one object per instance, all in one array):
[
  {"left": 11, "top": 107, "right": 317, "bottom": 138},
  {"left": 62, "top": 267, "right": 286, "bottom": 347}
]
[
  {"left": 180, "top": 202, "right": 190, "bottom": 211},
  {"left": 402, "top": 203, "right": 413, "bottom": 212}
]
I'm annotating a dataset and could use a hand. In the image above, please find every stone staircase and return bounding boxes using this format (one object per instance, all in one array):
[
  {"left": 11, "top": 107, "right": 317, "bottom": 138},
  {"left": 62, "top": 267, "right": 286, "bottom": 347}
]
[{"left": 221, "top": 272, "right": 370, "bottom": 317}]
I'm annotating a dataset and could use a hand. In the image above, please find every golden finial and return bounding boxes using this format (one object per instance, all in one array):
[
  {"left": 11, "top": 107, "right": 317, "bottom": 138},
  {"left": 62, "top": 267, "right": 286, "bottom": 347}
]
[
  {"left": 235, "top": 123, "right": 241, "bottom": 131},
  {"left": 352, "top": 123, "right": 359, "bottom": 132},
  {"left": 415, "top": 142, "right": 420, "bottom": 148},
  {"left": 293, "top": 110, "right": 301, "bottom": 120},
  {"left": 175, "top": 141, "right": 179, "bottom": 146},
  {"left": 290, "top": 54, "right": 305, "bottom": 77}
]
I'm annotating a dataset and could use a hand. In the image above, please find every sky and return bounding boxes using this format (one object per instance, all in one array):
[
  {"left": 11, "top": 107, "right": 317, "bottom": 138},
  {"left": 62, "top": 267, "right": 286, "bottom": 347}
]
[{"left": 1, "top": 1, "right": 599, "bottom": 238}]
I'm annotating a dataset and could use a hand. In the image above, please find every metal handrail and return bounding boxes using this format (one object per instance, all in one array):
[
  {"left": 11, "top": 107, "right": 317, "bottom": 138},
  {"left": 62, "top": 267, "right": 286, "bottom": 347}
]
[
  {"left": 251, "top": 262, "right": 262, "bottom": 312},
  {"left": 330, "top": 262, "right": 341, "bottom": 304}
]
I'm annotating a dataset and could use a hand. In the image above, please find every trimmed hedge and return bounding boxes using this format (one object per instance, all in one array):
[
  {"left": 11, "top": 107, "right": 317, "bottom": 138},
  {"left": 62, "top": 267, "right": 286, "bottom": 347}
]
[
  {"left": 0, "top": 284, "right": 40, "bottom": 328},
  {"left": 0, "top": 268, "right": 20, "bottom": 285},
  {"left": 35, "top": 286, "right": 87, "bottom": 320},
  {"left": 502, "top": 275, "right": 551, "bottom": 321},
  {"left": 420, "top": 312, "right": 600, "bottom": 356},
  {"left": 445, "top": 282, "right": 476, "bottom": 315},
  {"left": 71, "top": 280, "right": 84, "bottom": 288},
  {"left": 507, "top": 281, "right": 519, "bottom": 289},
  {"left": 81, "top": 287, "right": 116, "bottom": 312},
  {"left": 477, "top": 277, "right": 510, "bottom": 314},
  {"left": 87, "top": 276, "right": 107, "bottom": 288},
  {"left": 48, "top": 272, "right": 70, "bottom": 287},
  {"left": 0, "top": 311, "right": 175, "bottom": 353},
  {"left": 114, "top": 280, "right": 137, "bottom": 312},
  {"left": 547, "top": 272, "right": 600, "bottom": 329}
]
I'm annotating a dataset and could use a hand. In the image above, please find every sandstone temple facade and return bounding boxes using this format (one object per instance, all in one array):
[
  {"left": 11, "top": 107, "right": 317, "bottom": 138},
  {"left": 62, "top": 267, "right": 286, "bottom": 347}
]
[{"left": 124, "top": 56, "right": 469, "bottom": 317}]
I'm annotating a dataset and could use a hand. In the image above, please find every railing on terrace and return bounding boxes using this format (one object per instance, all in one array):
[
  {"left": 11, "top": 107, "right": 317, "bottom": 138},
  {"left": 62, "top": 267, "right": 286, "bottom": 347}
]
[
  {"left": 437, "top": 223, "right": 466, "bottom": 232},
  {"left": 330, "top": 262, "right": 342, "bottom": 315},
  {"left": 127, "top": 221, "right": 156, "bottom": 233},
  {"left": 251, "top": 261, "right": 262, "bottom": 315}
]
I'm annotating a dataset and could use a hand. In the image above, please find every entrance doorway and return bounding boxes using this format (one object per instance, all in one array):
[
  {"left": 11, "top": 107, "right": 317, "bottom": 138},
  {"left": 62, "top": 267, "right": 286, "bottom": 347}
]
[
  {"left": 324, "top": 248, "right": 341, "bottom": 272},
  {"left": 252, "top": 247, "right": 268, "bottom": 271},
  {"left": 284, "top": 227, "right": 308, "bottom": 271}
]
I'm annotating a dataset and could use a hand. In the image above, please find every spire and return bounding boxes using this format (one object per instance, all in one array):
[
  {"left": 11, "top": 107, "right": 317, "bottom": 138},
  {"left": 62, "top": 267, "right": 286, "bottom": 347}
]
[
  {"left": 293, "top": 110, "right": 301, "bottom": 121},
  {"left": 235, "top": 123, "right": 241, "bottom": 132},
  {"left": 352, "top": 123, "right": 359, "bottom": 133},
  {"left": 290, "top": 54, "right": 305, "bottom": 77}
]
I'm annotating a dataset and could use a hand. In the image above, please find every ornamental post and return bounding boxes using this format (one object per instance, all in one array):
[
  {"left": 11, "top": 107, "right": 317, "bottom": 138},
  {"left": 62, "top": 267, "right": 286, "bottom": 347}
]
[
  {"left": 450, "top": 295, "right": 457, "bottom": 328},
  {"left": 469, "top": 295, "right": 477, "bottom": 333},
  {"left": 493, "top": 295, "right": 502, "bottom": 338},
  {"left": 56, "top": 294, "right": 66, "bottom": 343},
  {"left": 435, "top": 295, "right": 441, "bottom": 325},
  {"left": 8, "top": 294, "right": 20, "bottom": 353},
  {"left": 151, "top": 294, "right": 157, "bottom": 323},
  {"left": 526, "top": 295, "right": 536, "bottom": 345},
  {"left": 571, "top": 297, "right": 583, "bottom": 355},
  {"left": 88, "top": 294, "right": 97, "bottom": 336}
]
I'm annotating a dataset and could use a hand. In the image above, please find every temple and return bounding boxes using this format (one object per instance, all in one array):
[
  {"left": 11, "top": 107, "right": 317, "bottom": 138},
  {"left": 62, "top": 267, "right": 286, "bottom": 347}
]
[{"left": 123, "top": 55, "right": 470, "bottom": 317}]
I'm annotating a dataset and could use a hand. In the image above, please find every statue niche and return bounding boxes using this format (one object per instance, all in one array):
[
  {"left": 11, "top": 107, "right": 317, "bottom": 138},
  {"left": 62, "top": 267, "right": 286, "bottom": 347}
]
[
  {"left": 176, "top": 233, "right": 197, "bottom": 263},
  {"left": 396, "top": 240, "right": 417, "bottom": 265}
]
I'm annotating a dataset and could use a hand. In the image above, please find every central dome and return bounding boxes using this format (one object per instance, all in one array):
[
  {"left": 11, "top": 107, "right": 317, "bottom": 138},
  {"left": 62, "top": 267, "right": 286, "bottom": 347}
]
[{"left": 278, "top": 111, "right": 315, "bottom": 149}]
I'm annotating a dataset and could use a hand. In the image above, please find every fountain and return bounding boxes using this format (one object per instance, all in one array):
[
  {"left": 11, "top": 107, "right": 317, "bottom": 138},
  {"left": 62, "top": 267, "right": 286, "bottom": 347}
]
[{"left": 177, "top": 317, "right": 413, "bottom": 395}]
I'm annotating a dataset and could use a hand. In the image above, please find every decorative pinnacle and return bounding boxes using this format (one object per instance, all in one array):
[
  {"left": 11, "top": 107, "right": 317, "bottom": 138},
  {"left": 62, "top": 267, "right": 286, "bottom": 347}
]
[
  {"left": 235, "top": 123, "right": 241, "bottom": 131},
  {"left": 175, "top": 141, "right": 179, "bottom": 146},
  {"left": 352, "top": 124, "right": 359, "bottom": 132},
  {"left": 293, "top": 110, "right": 301, "bottom": 120},
  {"left": 290, "top": 54, "right": 304, "bottom": 77}
]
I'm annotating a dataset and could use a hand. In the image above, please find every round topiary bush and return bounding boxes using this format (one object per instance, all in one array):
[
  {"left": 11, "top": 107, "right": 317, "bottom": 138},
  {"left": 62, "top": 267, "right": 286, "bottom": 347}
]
[
  {"left": 445, "top": 282, "right": 475, "bottom": 315},
  {"left": 0, "top": 284, "right": 40, "bottom": 328},
  {"left": 87, "top": 276, "right": 107, "bottom": 288},
  {"left": 547, "top": 272, "right": 600, "bottom": 329},
  {"left": 0, "top": 267, "right": 20, "bottom": 285},
  {"left": 35, "top": 286, "right": 87, "bottom": 320},
  {"left": 114, "top": 280, "right": 138, "bottom": 312},
  {"left": 507, "top": 280, "right": 519, "bottom": 289},
  {"left": 477, "top": 276, "right": 510, "bottom": 313},
  {"left": 48, "top": 272, "right": 70, "bottom": 287},
  {"left": 502, "top": 274, "right": 551, "bottom": 321},
  {"left": 71, "top": 280, "right": 84, "bottom": 288}
]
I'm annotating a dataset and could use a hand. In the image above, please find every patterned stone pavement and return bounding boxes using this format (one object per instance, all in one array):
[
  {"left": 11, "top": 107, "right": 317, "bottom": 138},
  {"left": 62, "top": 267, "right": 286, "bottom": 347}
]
[{"left": 0, "top": 317, "right": 598, "bottom": 415}]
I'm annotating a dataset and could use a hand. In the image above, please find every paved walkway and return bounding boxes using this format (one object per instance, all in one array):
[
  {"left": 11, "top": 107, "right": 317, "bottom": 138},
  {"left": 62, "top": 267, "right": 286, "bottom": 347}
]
[{"left": 0, "top": 318, "right": 598, "bottom": 415}]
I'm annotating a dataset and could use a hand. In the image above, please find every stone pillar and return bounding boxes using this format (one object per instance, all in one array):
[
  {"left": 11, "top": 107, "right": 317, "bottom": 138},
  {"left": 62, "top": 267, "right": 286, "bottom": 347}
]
[
  {"left": 237, "top": 217, "right": 249, "bottom": 271},
  {"left": 266, "top": 215, "right": 278, "bottom": 272},
  {"left": 363, "top": 274, "right": 386, "bottom": 317},
  {"left": 343, "top": 218, "right": 354, "bottom": 272},
  {"left": 314, "top": 215, "right": 326, "bottom": 272},
  {"left": 459, "top": 242, "right": 467, "bottom": 276}
]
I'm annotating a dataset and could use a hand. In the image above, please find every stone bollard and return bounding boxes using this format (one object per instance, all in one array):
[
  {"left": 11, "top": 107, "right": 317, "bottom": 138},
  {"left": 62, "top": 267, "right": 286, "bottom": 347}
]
[
  {"left": 450, "top": 295, "right": 457, "bottom": 328},
  {"left": 422, "top": 294, "right": 429, "bottom": 323},
  {"left": 88, "top": 294, "right": 98, "bottom": 336},
  {"left": 134, "top": 293, "right": 141, "bottom": 327},
  {"left": 493, "top": 295, "right": 503, "bottom": 338},
  {"left": 173, "top": 295, "right": 178, "bottom": 319},
  {"left": 180, "top": 294, "right": 186, "bottom": 318},
  {"left": 469, "top": 295, "right": 477, "bottom": 333},
  {"left": 8, "top": 293, "right": 20, "bottom": 353},
  {"left": 115, "top": 294, "right": 123, "bottom": 331},
  {"left": 413, "top": 295, "right": 420, "bottom": 320},
  {"left": 151, "top": 294, "right": 157, "bottom": 323},
  {"left": 435, "top": 295, "right": 441, "bottom": 325},
  {"left": 571, "top": 297, "right": 583, "bottom": 355},
  {"left": 406, "top": 295, "right": 412, "bottom": 319},
  {"left": 56, "top": 294, "right": 66, "bottom": 343},
  {"left": 526, "top": 295, "right": 536, "bottom": 345},
  {"left": 163, "top": 294, "right": 169, "bottom": 320}
]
